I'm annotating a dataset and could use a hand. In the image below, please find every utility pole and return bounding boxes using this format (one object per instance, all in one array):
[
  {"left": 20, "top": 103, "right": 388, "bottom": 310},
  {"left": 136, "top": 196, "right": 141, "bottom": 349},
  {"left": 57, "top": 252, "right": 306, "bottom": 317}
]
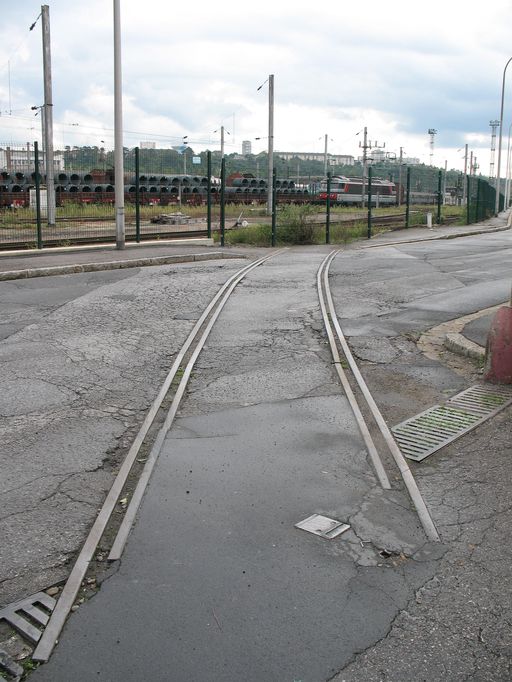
[
  {"left": 220, "top": 126, "right": 225, "bottom": 158},
  {"left": 428, "top": 128, "right": 437, "bottom": 166},
  {"left": 397, "top": 146, "right": 404, "bottom": 206},
  {"left": 323, "top": 134, "right": 328, "bottom": 177},
  {"left": 359, "top": 128, "right": 384, "bottom": 207},
  {"left": 462, "top": 143, "right": 468, "bottom": 204},
  {"left": 489, "top": 120, "right": 500, "bottom": 182},
  {"left": 113, "top": 0, "right": 125, "bottom": 249},
  {"left": 267, "top": 74, "right": 274, "bottom": 216},
  {"left": 41, "top": 5, "right": 55, "bottom": 226},
  {"left": 470, "top": 151, "right": 474, "bottom": 176},
  {"left": 360, "top": 127, "right": 368, "bottom": 207}
]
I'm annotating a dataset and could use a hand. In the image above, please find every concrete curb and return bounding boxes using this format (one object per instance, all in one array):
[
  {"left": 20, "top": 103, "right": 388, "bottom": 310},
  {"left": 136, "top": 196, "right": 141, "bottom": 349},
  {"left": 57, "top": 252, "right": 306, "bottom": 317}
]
[
  {"left": 0, "top": 237, "right": 215, "bottom": 260},
  {"left": 363, "top": 224, "right": 510, "bottom": 249},
  {"left": 439, "top": 225, "right": 510, "bottom": 240},
  {"left": 444, "top": 332, "right": 485, "bottom": 361},
  {"left": 0, "top": 251, "right": 245, "bottom": 282}
]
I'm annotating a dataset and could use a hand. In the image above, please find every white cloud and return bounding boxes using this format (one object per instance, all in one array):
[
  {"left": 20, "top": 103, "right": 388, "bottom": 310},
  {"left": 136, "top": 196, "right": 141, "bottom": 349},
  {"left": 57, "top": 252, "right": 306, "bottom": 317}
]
[{"left": 1, "top": 0, "right": 511, "bottom": 175}]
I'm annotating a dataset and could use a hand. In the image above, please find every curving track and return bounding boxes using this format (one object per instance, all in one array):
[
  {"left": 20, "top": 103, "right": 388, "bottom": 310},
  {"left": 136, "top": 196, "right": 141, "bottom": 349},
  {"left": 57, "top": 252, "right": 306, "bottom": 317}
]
[{"left": 30, "top": 248, "right": 439, "bottom": 680}]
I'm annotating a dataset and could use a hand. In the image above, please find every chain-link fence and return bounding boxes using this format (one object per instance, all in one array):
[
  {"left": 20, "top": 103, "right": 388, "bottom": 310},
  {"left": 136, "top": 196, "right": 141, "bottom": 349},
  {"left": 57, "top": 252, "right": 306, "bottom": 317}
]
[{"left": 0, "top": 142, "right": 503, "bottom": 249}]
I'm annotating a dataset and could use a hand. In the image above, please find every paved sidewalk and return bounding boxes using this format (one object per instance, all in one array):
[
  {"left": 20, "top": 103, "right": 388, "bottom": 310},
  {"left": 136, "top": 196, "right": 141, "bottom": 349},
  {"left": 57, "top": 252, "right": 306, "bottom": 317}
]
[{"left": 0, "top": 239, "right": 261, "bottom": 281}]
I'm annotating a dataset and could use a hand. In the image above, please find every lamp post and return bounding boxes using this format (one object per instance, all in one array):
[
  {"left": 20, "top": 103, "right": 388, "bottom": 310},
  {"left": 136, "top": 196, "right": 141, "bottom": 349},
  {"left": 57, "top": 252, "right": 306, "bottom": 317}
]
[{"left": 495, "top": 56, "right": 512, "bottom": 215}]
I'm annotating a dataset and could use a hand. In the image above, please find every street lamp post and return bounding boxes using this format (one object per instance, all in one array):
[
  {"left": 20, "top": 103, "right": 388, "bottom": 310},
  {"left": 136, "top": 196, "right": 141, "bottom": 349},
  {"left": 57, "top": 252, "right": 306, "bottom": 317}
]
[{"left": 495, "top": 56, "right": 512, "bottom": 215}]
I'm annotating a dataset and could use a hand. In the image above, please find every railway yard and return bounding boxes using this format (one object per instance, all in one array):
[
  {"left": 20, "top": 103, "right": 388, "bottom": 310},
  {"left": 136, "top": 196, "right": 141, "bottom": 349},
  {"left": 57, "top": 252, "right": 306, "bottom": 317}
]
[{"left": 0, "top": 216, "right": 511, "bottom": 681}]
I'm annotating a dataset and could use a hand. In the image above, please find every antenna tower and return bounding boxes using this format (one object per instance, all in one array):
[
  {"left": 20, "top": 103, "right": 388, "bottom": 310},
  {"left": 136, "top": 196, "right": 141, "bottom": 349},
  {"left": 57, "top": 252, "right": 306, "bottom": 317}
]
[{"left": 489, "top": 120, "right": 500, "bottom": 180}]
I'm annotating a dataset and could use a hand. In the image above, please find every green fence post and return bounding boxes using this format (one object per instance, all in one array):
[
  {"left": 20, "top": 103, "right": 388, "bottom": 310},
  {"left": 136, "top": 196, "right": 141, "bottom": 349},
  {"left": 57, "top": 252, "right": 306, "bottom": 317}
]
[
  {"left": 326, "top": 171, "right": 331, "bottom": 244},
  {"left": 220, "top": 157, "right": 225, "bottom": 247},
  {"left": 476, "top": 178, "right": 481, "bottom": 222},
  {"left": 466, "top": 176, "right": 471, "bottom": 224},
  {"left": 34, "top": 141, "right": 43, "bottom": 249},
  {"left": 207, "top": 150, "right": 212, "bottom": 239},
  {"left": 405, "top": 167, "right": 411, "bottom": 228},
  {"left": 437, "top": 170, "right": 442, "bottom": 224},
  {"left": 135, "top": 147, "right": 140, "bottom": 243},
  {"left": 367, "top": 166, "right": 372, "bottom": 239},
  {"left": 271, "top": 168, "right": 277, "bottom": 247}
]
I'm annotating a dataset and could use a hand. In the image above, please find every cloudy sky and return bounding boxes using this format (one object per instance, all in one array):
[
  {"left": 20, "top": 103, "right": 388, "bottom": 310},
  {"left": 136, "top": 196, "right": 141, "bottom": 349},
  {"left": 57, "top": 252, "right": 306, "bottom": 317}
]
[{"left": 0, "top": 0, "right": 511, "bottom": 174}]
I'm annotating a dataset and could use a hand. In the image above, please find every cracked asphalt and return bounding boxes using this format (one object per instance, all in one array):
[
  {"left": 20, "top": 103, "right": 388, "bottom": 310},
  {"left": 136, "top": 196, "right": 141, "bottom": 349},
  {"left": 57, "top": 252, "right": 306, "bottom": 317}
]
[
  {"left": 329, "top": 232, "right": 512, "bottom": 681},
  {"left": 1, "top": 222, "right": 511, "bottom": 681},
  {"left": 0, "top": 259, "right": 250, "bottom": 607}
]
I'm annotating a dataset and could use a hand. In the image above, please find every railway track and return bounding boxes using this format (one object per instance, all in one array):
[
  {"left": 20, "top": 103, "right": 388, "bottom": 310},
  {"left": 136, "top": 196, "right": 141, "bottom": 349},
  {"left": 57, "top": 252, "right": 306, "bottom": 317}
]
[
  {"left": 317, "top": 251, "right": 439, "bottom": 542},
  {"left": 26, "top": 249, "right": 438, "bottom": 666}
]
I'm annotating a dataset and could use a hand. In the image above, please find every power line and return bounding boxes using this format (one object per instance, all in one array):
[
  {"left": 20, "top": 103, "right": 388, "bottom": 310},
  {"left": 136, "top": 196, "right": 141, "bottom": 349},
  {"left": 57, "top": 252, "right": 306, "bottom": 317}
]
[{"left": 0, "top": 113, "right": 239, "bottom": 148}]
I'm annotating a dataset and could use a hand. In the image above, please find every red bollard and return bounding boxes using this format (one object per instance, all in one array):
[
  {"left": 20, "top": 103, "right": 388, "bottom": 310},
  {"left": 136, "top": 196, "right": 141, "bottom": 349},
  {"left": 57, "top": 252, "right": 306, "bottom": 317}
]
[{"left": 484, "top": 305, "right": 512, "bottom": 384}]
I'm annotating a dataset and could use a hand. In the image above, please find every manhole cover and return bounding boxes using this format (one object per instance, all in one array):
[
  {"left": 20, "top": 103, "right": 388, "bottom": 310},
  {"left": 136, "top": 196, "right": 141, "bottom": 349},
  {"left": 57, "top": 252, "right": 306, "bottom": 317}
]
[
  {"left": 392, "top": 384, "right": 512, "bottom": 461},
  {"left": 295, "top": 514, "right": 350, "bottom": 539}
]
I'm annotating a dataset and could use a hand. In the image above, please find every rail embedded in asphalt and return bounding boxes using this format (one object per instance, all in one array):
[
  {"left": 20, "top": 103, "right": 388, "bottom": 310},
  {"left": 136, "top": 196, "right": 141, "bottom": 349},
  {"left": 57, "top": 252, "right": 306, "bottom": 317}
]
[
  {"left": 317, "top": 250, "right": 440, "bottom": 543},
  {"left": 31, "top": 250, "right": 284, "bottom": 663}
]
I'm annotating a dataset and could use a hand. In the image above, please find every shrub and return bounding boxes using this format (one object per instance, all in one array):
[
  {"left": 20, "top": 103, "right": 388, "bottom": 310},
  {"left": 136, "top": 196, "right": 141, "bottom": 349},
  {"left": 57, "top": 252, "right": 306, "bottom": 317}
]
[{"left": 277, "top": 204, "right": 319, "bottom": 244}]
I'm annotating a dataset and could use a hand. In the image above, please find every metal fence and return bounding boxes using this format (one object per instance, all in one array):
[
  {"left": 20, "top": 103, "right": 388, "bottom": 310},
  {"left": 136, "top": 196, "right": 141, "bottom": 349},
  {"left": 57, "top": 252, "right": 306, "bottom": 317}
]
[
  {"left": 0, "top": 141, "right": 504, "bottom": 250},
  {"left": 466, "top": 175, "right": 501, "bottom": 224}
]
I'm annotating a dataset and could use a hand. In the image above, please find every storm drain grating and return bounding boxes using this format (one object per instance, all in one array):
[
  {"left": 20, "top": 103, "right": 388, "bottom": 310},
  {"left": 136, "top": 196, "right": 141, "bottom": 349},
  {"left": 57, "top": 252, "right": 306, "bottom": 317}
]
[
  {"left": 392, "top": 384, "right": 512, "bottom": 462},
  {"left": 0, "top": 592, "right": 56, "bottom": 645}
]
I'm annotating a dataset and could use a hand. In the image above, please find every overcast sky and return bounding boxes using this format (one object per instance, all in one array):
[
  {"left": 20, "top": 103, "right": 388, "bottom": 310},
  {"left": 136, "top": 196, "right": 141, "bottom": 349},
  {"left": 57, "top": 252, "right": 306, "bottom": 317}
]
[{"left": 1, "top": 0, "right": 511, "bottom": 175}]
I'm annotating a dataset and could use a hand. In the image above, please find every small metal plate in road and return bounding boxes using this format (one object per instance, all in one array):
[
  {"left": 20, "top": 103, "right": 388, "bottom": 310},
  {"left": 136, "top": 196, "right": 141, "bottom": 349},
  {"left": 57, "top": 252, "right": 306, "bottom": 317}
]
[{"left": 295, "top": 514, "right": 351, "bottom": 539}]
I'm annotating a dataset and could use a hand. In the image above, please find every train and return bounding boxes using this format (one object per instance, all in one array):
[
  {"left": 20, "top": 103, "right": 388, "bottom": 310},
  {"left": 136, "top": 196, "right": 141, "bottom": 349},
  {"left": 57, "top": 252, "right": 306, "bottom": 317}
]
[
  {"left": 1, "top": 170, "right": 436, "bottom": 209},
  {"left": 318, "top": 176, "right": 397, "bottom": 206}
]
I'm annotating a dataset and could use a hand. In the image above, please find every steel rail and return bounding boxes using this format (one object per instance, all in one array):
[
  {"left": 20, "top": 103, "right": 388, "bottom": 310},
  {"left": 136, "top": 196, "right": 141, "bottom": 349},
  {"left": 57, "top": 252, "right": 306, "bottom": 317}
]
[
  {"left": 317, "top": 251, "right": 391, "bottom": 490},
  {"left": 32, "top": 251, "right": 281, "bottom": 663},
  {"left": 108, "top": 250, "right": 281, "bottom": 560},
  {"left": 321, "top": 251, "right": 440, "bottom": 542}
]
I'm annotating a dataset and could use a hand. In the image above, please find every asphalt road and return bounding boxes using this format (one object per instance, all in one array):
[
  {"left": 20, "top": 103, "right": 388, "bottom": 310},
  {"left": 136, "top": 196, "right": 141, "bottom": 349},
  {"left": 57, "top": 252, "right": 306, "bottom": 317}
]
[
  {"left": 29, "top": 230, "right": 512, "bottom": 681},
  {"left": 0, "top": 258, "right": 251, "bottom": 607}
]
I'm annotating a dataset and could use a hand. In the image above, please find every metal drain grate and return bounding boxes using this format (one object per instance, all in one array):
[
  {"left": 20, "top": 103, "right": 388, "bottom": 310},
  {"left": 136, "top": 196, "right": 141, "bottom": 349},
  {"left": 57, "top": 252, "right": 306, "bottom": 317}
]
[
  {"left": 0, "top": 592, "right": 56, "bottom": 645},
  {"left": 392, "top": 384, "right": 512, "bottom": 462}
]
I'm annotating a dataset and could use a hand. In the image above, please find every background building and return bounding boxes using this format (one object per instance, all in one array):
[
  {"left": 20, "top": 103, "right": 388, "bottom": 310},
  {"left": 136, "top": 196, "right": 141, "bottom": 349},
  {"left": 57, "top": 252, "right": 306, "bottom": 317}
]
[
  {"left": 0, "top": 144, "right": 64, "bottom": 172},
  {"left": 276, "top": 151, "right": 355, "bottom": 165}
]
